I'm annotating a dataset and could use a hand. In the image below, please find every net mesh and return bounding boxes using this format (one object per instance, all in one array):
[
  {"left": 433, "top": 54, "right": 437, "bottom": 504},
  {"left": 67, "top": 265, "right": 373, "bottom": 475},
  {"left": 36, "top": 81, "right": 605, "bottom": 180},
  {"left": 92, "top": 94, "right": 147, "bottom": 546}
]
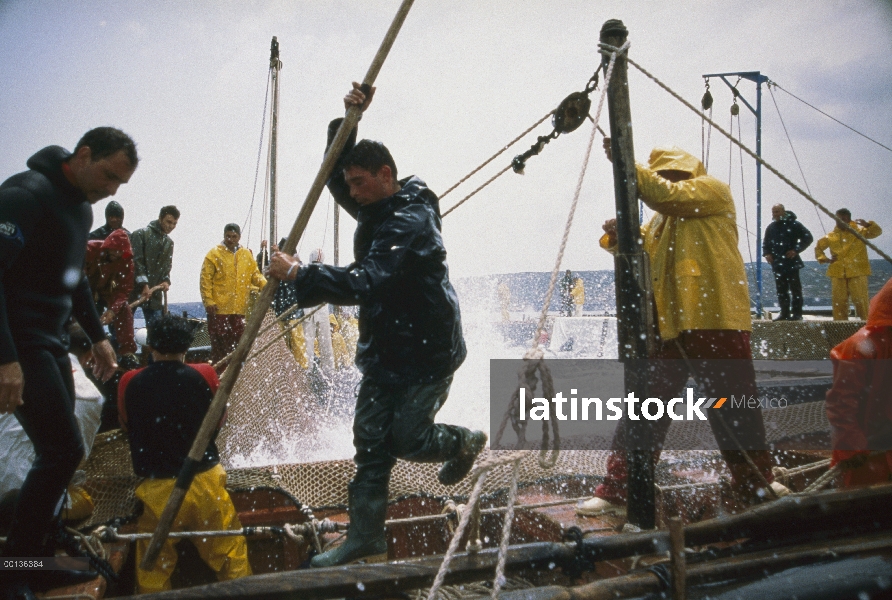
[{"left": 79, "top": 317, "right": 847, "bottom": 528}]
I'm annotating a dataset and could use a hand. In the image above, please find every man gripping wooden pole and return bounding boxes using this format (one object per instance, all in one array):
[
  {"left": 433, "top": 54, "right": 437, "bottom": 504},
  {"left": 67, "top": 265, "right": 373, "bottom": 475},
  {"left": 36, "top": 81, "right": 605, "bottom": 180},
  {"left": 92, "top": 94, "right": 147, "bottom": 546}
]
[{"left": 140, "top": 0, "right": 416, "bottom": 570}]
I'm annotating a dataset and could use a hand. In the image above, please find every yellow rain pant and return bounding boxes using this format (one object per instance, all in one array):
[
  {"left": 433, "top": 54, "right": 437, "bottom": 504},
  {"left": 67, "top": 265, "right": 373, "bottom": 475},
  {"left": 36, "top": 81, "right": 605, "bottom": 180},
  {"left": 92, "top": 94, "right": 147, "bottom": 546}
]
[
  {"left": 134, "top": 465, "right": 251, "bottom": 594},
  {"left": 831, "top": 275, "right": 869, "bottom": 321}
]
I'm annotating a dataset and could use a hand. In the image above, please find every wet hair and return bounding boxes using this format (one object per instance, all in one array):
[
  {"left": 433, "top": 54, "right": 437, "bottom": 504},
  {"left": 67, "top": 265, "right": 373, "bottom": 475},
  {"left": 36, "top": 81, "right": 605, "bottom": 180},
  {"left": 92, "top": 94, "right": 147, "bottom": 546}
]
[
  {"left": 105, "top": 200, "right": 124, "bottom": 218},
  {"left": 343, "top": 139, "right": 398, "bottom": 181},
  {"left": 159, "top": 205, "right": 180, "bottom": 220},
  {"left": 836, "top": 208, "right": 852, "bottom": 219},
  {"left": 74, "top": 127, "right": 139, "bottom": 167},
  {"left": 147, "top": 314, "right": 195, "bottom": 355},
  {"left": 224, "top": 223, "right": 241, "bottom": 235}
]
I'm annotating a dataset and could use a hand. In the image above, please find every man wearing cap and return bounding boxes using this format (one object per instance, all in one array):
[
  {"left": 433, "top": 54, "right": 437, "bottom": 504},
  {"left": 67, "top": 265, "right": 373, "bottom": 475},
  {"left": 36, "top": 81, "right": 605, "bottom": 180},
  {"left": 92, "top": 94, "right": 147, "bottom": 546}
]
[
  {"left": 88, "top": 200, "right": 130, "bottom": 241},
  {"left": 200, "top": 224, "right": 266, "bottom": 365}
]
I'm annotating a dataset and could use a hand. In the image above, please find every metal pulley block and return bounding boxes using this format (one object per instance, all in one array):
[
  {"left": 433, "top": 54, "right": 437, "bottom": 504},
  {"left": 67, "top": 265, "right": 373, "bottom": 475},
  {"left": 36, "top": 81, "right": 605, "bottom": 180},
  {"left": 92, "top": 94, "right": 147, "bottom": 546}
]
[{"left": 552, "top": 91, "right": 592, "bottom": 134}]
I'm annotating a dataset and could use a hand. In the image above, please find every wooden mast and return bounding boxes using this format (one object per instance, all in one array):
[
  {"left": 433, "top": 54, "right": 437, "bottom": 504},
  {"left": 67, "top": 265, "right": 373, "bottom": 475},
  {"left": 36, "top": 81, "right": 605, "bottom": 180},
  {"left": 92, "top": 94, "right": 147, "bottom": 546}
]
[{"left": 269, "top": 36, "right": 282, "bottom": 248}]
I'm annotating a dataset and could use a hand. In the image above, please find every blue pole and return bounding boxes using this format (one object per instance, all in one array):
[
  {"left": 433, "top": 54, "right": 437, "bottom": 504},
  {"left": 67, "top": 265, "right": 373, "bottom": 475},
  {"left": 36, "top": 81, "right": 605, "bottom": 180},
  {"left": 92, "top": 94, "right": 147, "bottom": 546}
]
[{"left": 755, "top": 79, "right": 763, "bottom": 317}]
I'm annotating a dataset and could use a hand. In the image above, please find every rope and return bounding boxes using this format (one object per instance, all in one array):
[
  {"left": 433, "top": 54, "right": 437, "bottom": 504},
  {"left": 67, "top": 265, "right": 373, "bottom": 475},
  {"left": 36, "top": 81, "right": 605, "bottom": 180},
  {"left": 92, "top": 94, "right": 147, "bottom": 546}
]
[
  {"left": 242, "top": 70, "right": 272, "bottom": 244},
  {"left": 427, "top": 451, "right": 527, "bottom": 600},
  {"left": 771, "top": 81, "right": 892, "bottom": 154},
  {"left": 440, "top": 111, "right": 553, "bottom": 201},
  {"left": 733, "top": 113, "right": 759, "bottom": 305},
  {"left": 624, "top": 56, "right": 892, "bottom": 267},
  {"left": 491, "top": 460, "right": 520, "bottom": 599},
  {"left": 767, "top": 84, "right": 828, "bottom": 236},
  {"left": 441, "top": 164, "right": 512, "bottom": 218}
]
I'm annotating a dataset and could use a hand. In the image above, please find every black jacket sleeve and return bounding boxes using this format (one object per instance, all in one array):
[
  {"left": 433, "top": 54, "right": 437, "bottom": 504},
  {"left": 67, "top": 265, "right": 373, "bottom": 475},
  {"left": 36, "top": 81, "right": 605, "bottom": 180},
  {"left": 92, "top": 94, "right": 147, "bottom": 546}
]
[
  {"left": 793, "top": 221, "right": 814, "bottom": 253},
  {"left": 0, "top": 186, "right": 40, "bottom": 363},
  {"left": 72, "top": 275, "right": 107, "bottom": 344},
  {"left": 288, "top": 204, "right": 432, "bottom": 308},
  {"left": 325, "top": 118, "right": 361, "bottom": 219}
]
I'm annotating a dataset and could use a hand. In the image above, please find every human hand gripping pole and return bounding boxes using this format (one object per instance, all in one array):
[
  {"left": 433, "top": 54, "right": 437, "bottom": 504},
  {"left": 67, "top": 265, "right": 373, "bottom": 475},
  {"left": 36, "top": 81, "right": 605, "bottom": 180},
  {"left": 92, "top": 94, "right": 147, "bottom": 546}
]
[{"left": 139, "top": 0, "right": 416, "bottom": 571}]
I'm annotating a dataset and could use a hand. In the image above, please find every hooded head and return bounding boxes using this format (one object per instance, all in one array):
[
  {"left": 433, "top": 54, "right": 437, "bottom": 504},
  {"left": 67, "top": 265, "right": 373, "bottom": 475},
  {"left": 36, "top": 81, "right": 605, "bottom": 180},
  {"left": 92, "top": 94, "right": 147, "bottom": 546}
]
[
  {"left": 868, "top": 277, "right": 892, "bottom": 329},
  {"left": 100, "top": 228, "right": 133, "bottom": 261},
  {"left": 647, "top": 147, "right": 706, "bottom": 179}
]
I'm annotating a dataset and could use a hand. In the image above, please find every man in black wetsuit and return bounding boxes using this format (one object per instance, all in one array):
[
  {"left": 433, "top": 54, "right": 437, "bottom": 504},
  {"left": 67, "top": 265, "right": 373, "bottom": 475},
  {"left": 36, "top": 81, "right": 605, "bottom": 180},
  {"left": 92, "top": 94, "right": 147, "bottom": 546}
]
[
  {"left": 270, "top": 84, "right": 485, "bottom": 567},
  {"left": 0, "top": 127, "right": 136, "bottom": 597}
]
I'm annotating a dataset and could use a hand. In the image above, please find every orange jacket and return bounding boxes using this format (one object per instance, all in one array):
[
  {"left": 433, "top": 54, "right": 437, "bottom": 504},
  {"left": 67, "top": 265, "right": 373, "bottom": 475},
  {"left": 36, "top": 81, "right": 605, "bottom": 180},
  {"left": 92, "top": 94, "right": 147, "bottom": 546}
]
[{"left": 826, "top": 277, "right": 892, "bottom": 466}]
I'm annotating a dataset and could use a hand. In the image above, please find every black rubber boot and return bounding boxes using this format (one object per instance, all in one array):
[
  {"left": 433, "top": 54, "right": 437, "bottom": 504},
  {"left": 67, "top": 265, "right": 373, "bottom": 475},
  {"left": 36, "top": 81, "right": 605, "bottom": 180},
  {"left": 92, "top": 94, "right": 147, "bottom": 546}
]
[
  {"left": 310, "top": 484, "right": 388, "bottom": 568},
  {"left": 438, "top": 430, "right": 488, "bottom": 486}
]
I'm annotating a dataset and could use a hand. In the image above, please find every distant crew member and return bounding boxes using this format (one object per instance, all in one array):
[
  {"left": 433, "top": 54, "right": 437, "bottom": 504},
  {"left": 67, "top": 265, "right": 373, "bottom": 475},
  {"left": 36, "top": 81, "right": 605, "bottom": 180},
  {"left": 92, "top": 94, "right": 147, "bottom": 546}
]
[
  {"left": 88, "top": 200, "right": 130, "bottom": 241},
  {"left": 118, "top": 315, "right": 251, "bottom": 593},
  {"left": 825, "top": 276, "right": 892, "bottom": 487},
  {"left": 302, "top": 249, "right": 334, "bottom": 373},
  {"left": 0, "top": 127, "right": 132, "bottom": 596},
  {"left": 815, "top": 208, "right": 882, "bottom": 320},
  {"left": 571, "top": 276, "right": 585, "bottom": 317},
  {"left": 131, "top": 205, "right": 179, "bottom": 326},
  {"left": 762, "top": 203, "right": 813, "bottom": 321},
  {"left": 559, "top": 269, "right": 574, "bottom": 317},
  {"left": 200, "top": 223, "right": 266, "bottom": 365},
  {"left": 270, "top": 83, "right": 485, "bottom": 567}
]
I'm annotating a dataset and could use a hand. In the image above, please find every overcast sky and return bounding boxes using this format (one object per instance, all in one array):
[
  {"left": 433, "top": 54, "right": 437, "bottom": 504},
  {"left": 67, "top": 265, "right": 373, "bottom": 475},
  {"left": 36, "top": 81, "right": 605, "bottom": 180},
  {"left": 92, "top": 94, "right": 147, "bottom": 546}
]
[{"left": 1, "top": 0, "right": 891, "bottom": 304}]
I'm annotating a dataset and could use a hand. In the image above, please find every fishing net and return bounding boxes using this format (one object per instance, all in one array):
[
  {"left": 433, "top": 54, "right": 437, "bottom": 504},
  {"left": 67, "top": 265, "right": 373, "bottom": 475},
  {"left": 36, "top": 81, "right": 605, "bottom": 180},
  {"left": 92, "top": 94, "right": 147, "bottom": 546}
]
[{"left": 78, "top": 317, "right": 846, "bottom": 528}]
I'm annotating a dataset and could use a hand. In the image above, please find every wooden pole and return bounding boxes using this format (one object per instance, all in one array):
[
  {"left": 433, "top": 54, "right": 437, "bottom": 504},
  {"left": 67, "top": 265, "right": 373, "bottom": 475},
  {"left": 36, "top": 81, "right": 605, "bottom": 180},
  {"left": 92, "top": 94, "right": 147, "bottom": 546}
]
[
  {"left": 139, "top": 0, "right": 416, "bottom": 571},
  {"left": 668, "top": 517, "right": 686, "bottom": 600},
  {"left": 599, "top": 18, "right": 657, "bottom": 530},
  {"left": 269, "top": 36, "right": 282, "bottom": 247}
]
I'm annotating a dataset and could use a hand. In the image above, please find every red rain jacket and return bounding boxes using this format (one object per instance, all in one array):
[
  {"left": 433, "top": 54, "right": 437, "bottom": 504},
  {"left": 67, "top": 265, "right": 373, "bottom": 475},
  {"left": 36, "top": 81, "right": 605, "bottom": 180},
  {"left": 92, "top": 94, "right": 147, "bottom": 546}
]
[
  {"left": 826, "top": 277, "right": 892, "bottom": 470},
  {"left": 84, "top": 228, "right": 134, "bottom": 315}
]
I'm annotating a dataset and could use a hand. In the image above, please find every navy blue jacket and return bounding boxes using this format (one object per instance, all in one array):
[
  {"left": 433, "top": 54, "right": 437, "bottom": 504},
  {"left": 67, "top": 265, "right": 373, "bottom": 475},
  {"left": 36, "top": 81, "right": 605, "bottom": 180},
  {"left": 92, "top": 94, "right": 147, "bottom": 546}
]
[
  {"left": 763, "top": 211, "right": 814, "bottom": 274},
  {"left": 0, "top": 146, "right": 106, "bottom": 363},
  {"left": 281, "top": 119, "right": 466, "bottom": 385}
]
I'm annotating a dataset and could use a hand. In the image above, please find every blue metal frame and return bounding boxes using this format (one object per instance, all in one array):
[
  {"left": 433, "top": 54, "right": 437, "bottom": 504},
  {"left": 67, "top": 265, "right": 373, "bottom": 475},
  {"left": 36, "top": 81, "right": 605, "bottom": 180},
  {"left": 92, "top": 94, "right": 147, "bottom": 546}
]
[{"left": 702, "top": 71, "right": 769, "bottom": 317}]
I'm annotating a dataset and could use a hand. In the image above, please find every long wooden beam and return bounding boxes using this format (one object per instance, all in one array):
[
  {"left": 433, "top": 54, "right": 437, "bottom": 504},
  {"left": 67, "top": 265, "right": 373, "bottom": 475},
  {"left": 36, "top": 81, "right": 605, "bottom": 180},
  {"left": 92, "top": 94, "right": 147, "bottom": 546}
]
[
  {"left": 131, "top": 484, "right": 892, "bottom": 599},
  {"left": 139, "top": 0, "right": 416, "bottom": 571}
]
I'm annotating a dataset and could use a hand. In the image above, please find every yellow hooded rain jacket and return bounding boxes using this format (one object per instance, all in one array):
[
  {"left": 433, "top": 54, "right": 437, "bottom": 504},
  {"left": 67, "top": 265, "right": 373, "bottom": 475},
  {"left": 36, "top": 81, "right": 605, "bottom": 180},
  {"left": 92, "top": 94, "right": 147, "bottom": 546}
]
[{"left": 600, "top": 147, "right": 752, "bottom": 340}]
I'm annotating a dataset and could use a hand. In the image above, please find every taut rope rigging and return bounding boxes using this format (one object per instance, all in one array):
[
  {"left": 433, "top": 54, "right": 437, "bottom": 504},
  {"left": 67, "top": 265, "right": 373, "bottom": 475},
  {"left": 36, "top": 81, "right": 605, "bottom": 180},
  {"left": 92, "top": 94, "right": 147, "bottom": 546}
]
[
  {"left": 622, "top": 53, "right": 892, "bottom": 267},
  {"left": 767, "top": 83, "right": 828, "bottom": 235}
]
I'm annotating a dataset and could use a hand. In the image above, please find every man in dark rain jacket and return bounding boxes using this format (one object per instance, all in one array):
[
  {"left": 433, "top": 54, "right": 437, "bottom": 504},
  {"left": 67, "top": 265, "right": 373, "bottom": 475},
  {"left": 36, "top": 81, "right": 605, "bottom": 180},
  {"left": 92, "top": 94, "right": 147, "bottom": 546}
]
[
  {"left": 270, "top": 83, "right": 485, "bottom": 567},
  {"left": 0, "top": 127, "right": 134, "bottom": 597},
  {"left": 763, "top": 204, "right": 813, "bottom": 321}
]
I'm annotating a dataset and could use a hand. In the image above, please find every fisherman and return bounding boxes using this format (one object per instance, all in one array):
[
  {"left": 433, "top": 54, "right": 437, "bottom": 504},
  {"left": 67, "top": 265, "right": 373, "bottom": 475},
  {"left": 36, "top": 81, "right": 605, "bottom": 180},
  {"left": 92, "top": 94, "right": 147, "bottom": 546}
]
[
  {"left": 270, "top": 83, "right": 486, "bottom": 567},
  {"left": 84, "top": 228, "right": 138, "bottom": 365},
  {"left": 815, "top": 208, "right": 882, "bottom": 321},
  {"left": 0, "top": 127, "right": 132, "bottom": 597},
  {"left": 825, "top": 277, "right": 892, "bottom": 487},
  {"left": 577, "top": 139, "right": 787, "bottom": 518},
  {"left": 88, "top": 200, "right": 130, "bottom": 241},
  {"left": 130, "top": 205, "right": 178, "bottom": 327},
  {"left": 763, "top": 203, "right": 813, "bottom": 321},
  {"left": 200, "top": 223, "right": 266, "bottom": 365},
  {"left": 302, "top": 248, "right": 335, "bottom": 373},
  {"left": 559, "top": 269, "right": 574, "bottom": 317},
  {"left": 571, "top": 276, "right": 585, "bottom": 317},
  {"left": 117, "top": 314, "right": 251, "bottom": 593}
]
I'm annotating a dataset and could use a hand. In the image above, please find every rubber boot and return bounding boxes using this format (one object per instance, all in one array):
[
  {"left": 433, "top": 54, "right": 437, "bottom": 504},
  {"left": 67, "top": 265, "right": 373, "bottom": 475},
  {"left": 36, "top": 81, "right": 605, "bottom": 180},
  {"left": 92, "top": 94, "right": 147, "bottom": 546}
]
[
  {"left": 310, "top": 484, "right": 388, "bottom": 568},
  {"left": 438, "top": 430, "right": 488, "bottom": 486}
]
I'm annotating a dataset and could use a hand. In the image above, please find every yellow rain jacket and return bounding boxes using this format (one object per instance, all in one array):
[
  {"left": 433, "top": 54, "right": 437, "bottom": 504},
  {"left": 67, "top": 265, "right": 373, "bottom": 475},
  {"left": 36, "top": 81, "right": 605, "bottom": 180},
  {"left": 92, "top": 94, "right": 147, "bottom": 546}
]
[
  {"left": 200, "top": 245, "right": 267, "bottom": 315},
  {"left": 815, "top": 221, "right": 882, "bottom": 278},
  {"left": 330, "top": 313, "right": 350, "bottom": 369},
  {"left": 570, "top": 278, "right": 585, "bottom": 306},
  {"left": 134, "top": 464, "right": 251, "bottom": 593},
  {"left": 600, "top": 147, "right": 752, "bottom": 340}
]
